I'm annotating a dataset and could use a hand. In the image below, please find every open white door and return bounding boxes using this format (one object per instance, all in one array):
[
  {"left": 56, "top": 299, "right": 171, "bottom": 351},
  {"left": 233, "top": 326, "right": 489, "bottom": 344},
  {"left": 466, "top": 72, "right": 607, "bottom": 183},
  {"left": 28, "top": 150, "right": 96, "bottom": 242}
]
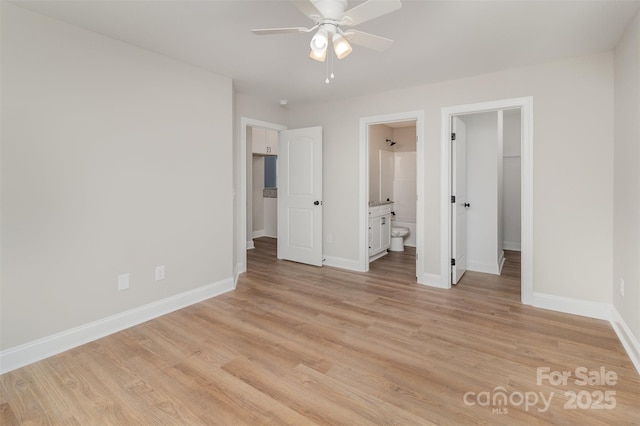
[
  {"left": 277, "top": 126, "right": 323, "bottom": 266},
  {"left": 452, "top": 117, "right": 467, "bottom": 284}
]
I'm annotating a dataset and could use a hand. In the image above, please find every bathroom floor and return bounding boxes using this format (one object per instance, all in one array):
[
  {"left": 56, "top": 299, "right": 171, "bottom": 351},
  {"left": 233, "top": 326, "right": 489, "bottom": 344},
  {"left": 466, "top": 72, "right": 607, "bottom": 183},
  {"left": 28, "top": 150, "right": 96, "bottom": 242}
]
[{"left": 368, "top": 247, "right": 417, "bottom": 282}]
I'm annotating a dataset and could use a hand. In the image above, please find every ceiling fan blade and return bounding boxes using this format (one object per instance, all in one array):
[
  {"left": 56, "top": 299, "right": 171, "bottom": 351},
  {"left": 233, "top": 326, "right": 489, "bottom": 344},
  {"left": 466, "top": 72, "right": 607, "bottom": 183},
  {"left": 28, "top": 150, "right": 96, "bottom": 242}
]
[
  {"left": 343, "top": 30, "right": 394, "bottom": 51},
  {"left": 341, "top": 0, "right": 402, "bottom": 27},
  {"left": 290, "top": 0, "right": 323, "bottom": 21},
  {"left": 252, "top": 27, "right": 313, "bottom": 35}
]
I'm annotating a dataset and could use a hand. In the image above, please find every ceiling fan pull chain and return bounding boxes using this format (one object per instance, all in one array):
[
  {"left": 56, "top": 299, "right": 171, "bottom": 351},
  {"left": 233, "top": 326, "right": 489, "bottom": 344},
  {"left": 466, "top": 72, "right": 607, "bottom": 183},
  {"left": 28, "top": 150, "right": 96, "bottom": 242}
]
[
  {"left": 330, "top": 49, "right": 335, "bottom": 80},
  {"left": 325, "top": 60, "right": 330, "bottom": 84},
  {"left": 325, "top": 49, "right": 331, "bottom": 83}
]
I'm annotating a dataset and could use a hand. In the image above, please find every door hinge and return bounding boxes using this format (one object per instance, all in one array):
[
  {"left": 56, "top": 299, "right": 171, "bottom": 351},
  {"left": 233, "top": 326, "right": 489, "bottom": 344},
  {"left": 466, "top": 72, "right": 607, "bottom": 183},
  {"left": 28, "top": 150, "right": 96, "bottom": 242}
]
[
  {"left": 451, "top": 258, "right": 456, "bottom": 266},
  {"left": 451, "top": 195, "right": 456, "bottom": 203},
  {"left": 451, "top": 132, "right": 456, "bottom": 141}
]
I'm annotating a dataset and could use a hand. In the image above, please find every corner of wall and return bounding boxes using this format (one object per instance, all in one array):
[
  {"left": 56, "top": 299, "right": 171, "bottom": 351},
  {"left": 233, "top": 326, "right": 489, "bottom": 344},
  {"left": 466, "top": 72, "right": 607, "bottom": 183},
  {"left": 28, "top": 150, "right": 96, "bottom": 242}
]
[{"left": 611, "top": 306, "right": 640, "bottom": 375}]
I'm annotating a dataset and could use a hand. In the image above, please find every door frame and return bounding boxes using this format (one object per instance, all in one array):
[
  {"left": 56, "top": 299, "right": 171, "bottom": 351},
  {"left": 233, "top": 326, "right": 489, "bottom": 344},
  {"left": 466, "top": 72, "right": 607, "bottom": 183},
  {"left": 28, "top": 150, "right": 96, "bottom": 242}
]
[
  {"left": 359, "top": 110, "right": 425, "bottom": 280},
  {"left": 239, "top": 117, "right": 287, "bottom": 274},
  {"left": 440, "top": 97, "right": 533, "bottom": 305}
]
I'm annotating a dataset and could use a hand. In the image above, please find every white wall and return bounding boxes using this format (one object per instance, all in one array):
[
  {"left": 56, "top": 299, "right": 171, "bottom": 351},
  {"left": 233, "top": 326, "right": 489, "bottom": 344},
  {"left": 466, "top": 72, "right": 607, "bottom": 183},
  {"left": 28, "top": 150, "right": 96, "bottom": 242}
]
[
  {"left": 613, "top": 11, "right": 640, "bottom": 342},
  {"left": 264, "top": 198, "right": 277, "bottom": 238},
  {"left": 497, "top": 111, "right": 504, "bottom": 264},
  {"left": 462, "top": 112, "right": 502, "bottom": 274},
  {"left": 503, "top": 109, "right": 522, "bottom": 251},
  {"left": 288, "top": 52, "right": 614, "bottom": 304},
  {"left": 252, "top": 156, "right": 265, "bottom": 235},
  {"left": 1, "top": 4, "right": 233, "bottom": 350}
]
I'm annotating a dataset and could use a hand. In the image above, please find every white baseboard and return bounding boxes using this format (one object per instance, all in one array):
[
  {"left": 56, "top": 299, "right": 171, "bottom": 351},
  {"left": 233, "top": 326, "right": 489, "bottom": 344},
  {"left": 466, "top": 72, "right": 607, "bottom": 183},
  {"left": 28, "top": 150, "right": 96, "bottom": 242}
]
[
  {"left": 498, "top": 251, "right": 505, "bottom": 274},
  {"left": 532, "top": 293, "right": 640, "bottom": 375},
  {"left": 246, "top": 240, "right": 255, "bottom": 250},
  {"left": 0, "top": 278, "right": 235, "bottom": 374},
  {"left": 532, "top": 292, "right": 611, "bottom": 320},
  {"left": 610, "top": 307, "right": 640, "bottom": 375},
  {"left": 323, "top": 256, "right": 366, "bottom": 272},
  {"left": 368, "top": 251, "right": 388, "bottom": 262},
  {"left": 419, "top": 272, "right": 444, "bottom": 288},
  {"left": 252, "top": 230, "right": 265, "bottom": 239},
  {"left": 234, "top": 262, "right": 245, "bottom": 286},
  {"left": 503, "top": 241, "right": 521, "bottom": 251},
  {"left": 467, "top": 260, "right": 500, "bottom": 275}
]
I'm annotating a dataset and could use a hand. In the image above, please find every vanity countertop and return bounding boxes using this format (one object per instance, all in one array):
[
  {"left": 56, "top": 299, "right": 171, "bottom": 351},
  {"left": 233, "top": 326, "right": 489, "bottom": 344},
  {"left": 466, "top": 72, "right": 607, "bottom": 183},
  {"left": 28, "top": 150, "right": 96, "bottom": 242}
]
[
  {"left": 369, "top": 200, "right": 394, "bottom": 207},
  {"left": 263, "top": 187, "right": 277, "bottom": 198}
]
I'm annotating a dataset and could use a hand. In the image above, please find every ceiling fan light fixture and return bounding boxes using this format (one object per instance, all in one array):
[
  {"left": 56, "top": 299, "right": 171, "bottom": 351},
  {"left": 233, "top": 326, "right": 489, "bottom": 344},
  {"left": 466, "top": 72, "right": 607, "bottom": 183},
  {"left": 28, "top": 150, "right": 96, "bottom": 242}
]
[
  {"left": 310, "top": 28, "right": 328, "bottom": 50},
  {"left": 309, "top": 47, "right": 327, "bottom": 62},
  {"left": 332, "top": 33, "right": 352, "bottom": 59},
  {"left": 309, "top": 28, "right": 329, "bottom": 62}
]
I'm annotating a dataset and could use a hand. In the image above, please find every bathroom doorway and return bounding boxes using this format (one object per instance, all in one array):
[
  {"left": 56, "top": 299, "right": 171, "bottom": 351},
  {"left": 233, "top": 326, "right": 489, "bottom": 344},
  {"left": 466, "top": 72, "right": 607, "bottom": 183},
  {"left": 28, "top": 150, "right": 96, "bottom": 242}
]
[{"left": 359, "top": 110, "right": 425, "bottom": 282}]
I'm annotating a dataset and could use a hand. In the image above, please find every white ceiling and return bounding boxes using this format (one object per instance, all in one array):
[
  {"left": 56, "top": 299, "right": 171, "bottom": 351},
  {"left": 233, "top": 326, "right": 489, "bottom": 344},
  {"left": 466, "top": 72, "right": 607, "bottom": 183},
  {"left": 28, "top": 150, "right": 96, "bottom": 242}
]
[{"left": 12, "top": 0, "right": 640, "bottom": 106}]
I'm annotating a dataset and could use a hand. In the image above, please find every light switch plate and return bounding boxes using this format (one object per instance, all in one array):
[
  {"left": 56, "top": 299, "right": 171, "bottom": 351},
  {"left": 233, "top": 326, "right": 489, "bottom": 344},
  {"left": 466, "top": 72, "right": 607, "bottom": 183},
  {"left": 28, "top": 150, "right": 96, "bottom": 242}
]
[{"left": 155, "top": 266, "right": 165, "bottom": 281}]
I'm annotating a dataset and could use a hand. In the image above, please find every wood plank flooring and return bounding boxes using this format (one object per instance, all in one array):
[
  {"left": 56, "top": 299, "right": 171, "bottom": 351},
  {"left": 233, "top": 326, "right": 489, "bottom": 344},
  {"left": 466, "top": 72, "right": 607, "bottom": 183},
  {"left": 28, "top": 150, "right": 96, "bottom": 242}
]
[{"left": 2, "top": 237, "right": 639, "bottom": 425}]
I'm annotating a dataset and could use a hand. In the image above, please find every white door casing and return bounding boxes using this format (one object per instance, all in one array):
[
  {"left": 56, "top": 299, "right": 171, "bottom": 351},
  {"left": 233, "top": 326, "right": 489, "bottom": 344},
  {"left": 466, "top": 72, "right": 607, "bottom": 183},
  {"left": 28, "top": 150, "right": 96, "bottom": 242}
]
[
  {"left": 239, "top": 117, "right": 286, "bottom": 276},
  {"left": 440, "top": 97, "right": 533, "bottom": 305},
  {"left": 277, "top": 126, "right": 323, "bottom": 266},
  {"left": 452, "top": 116, "right": 467, "bottom": 284},
  {"left": 359, "top": 110, "right": 425, "bottom": 279}
]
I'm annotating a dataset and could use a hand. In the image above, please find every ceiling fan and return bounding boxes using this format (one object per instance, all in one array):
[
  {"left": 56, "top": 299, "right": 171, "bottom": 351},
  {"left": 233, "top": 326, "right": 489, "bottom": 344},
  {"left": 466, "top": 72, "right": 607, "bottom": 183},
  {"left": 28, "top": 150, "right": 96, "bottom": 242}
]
[{"left": 251, "top": 0, "right": 402, "bottom": 62}]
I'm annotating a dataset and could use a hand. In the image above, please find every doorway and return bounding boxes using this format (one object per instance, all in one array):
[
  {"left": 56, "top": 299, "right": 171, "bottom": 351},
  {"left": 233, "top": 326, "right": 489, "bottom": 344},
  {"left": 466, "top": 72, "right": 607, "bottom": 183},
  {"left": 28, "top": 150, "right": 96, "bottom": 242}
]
[
  {"left": 440, "top": 97, "right": 533, "bottom": 305},
  {"left": 239, "top": 118, "right": 286, "bottom": 272},
  {"left": 359, "top": 110, "right": 425, "bottom": 281},
  {"left": 450, "top": 110, "right": 522, "bottom": 284}
]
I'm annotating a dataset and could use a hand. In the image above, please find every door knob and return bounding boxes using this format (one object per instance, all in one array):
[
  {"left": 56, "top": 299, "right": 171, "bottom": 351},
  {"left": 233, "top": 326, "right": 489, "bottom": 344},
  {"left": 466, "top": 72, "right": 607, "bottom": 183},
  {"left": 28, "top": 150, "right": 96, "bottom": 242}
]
[
  {"left": 464, "top": 203, "right": 471, "bottom": 208},
  {"left": 314, "top": 201, "right": 320, "bottom": 206}
]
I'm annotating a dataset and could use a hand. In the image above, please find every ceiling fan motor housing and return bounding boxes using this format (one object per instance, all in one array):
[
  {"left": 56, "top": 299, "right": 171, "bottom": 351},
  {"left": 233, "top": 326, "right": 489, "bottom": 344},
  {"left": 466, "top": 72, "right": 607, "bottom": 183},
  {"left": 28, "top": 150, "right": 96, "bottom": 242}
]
[{"left": 311, "top": 0, "right": 348, "bottom": 22}]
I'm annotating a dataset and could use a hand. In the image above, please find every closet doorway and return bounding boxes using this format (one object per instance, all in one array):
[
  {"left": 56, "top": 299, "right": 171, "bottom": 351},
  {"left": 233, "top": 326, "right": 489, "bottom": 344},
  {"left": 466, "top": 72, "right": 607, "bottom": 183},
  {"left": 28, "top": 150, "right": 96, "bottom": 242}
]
[{"left": 440, "top": 97, "right": 533, "bottom": 304}]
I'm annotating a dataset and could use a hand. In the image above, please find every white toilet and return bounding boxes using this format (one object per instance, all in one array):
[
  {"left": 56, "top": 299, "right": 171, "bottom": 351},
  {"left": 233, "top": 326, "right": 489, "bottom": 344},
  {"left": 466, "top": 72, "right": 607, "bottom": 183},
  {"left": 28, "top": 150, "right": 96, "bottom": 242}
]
[{"left": 390, "top": 226, "right": 410, "bottom": 252}]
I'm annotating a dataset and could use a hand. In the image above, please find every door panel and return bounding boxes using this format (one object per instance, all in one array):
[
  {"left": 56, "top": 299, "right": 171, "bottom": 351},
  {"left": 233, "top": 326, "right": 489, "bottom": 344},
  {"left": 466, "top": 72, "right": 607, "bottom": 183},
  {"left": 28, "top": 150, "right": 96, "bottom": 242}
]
[
  {"left": 452, "top": 117, "right": 467, "bottom": 284},
  {"left": 277, "top": 127, "right": 323, "bottom": 266}
]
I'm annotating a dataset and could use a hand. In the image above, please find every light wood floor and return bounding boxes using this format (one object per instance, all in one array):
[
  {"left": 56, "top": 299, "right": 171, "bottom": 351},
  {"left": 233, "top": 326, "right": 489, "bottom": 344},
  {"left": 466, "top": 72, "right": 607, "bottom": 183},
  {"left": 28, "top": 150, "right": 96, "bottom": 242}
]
[{"left": 2, "top": 238, "right": 639, "bottom": 425}]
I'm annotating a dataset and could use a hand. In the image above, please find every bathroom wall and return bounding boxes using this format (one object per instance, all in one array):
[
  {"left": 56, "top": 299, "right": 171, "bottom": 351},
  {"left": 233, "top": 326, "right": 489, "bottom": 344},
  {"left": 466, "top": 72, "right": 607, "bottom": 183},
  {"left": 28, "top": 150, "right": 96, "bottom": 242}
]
[{"left": 392, "top": 126, "right": 417, "bottom": 152}]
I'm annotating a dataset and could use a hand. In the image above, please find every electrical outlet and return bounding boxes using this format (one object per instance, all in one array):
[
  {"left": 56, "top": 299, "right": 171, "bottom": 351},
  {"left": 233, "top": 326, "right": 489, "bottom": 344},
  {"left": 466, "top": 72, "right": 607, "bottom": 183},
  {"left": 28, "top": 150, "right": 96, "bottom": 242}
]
[
  {"left": 118, "top": 273, "right": 130, "bottom": 291},
  {"left": 326, "top": 233, "right": 333, "bottom": 243},
  {"left": 620, "top": 278, "right": 625, "bottom": 297},
  {"left": 155, "top": 266, "right": 165, "bottom": 281}
]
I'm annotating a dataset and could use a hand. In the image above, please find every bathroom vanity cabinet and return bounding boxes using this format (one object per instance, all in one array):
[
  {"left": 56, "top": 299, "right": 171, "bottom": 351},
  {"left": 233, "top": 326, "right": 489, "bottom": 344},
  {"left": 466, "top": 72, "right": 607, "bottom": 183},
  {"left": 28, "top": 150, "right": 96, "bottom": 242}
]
[{"left": 369, "top": 203, "right": 392, "bottom": 259}]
